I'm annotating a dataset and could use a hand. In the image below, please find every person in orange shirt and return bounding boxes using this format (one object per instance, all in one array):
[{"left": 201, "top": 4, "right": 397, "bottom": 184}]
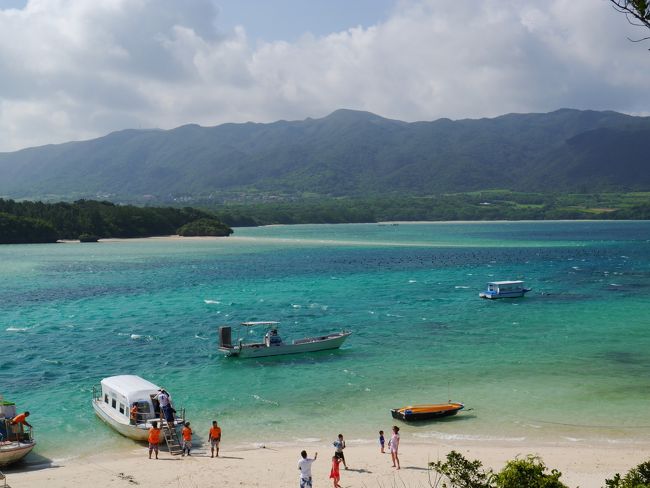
[
  {"left": 130, "top": 403, "right": 139, "bottom": 425},
  {"left": 181, "top": 422, "right": 192, "bottom": 456},
  {"left": 11, "top": 411, "right": 32, "bottom": 428},
  {"left": 208, "top": 420, "right": 221, "bottom": 458},
  {"left": 148, "top": 421, "right": 161, "bottom": 459}
]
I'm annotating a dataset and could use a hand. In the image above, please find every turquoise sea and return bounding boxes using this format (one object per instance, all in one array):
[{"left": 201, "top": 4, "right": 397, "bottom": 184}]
[{"left": 1, "top": 221, "right": 650, "bottom": 458}]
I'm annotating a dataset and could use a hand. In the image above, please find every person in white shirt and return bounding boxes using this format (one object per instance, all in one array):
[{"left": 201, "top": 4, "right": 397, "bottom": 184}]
[
  {"left": 390, "top": 425, "right": 400, "bottom": 469},
  {"left": 298, "top": 450, "right": 318, "bottom": 488}
]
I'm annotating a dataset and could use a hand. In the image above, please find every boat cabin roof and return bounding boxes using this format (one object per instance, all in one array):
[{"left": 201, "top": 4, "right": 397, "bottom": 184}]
[
  {"left": 241, "top": 321, "right": 280, "bottom": 327},
  {"left": 488, "top": 280, "right": 524, "bottom": 286},
  {"left": 100, "top": 375, "right": 160, "bottom": 401}
]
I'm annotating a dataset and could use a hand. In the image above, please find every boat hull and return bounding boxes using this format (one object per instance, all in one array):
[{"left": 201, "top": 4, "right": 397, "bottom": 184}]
[
  {"left": 479, "top": 288, "right": 531, "bottom": 299},
  {"left": 220, "top": 332, "right": 351, "bottom": 358},
  {"left": 391, "top": 403, "right": 464, "bottom": 421},
  {"left": 0, "top": 442, "right": 36, "bottom": 467},
  {"left": 92, "top": 400, "right": 150, "bottom": 441}
]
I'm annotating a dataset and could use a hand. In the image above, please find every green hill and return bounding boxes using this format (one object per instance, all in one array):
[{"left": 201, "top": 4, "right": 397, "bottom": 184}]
[{"left": 0, "top": 108, "right": 648, "bottom": 201}]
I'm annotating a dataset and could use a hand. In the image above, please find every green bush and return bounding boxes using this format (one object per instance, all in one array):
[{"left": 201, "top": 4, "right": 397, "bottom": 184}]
[
  {"left": 605, "top": 460, "right": 650, "bottom": 488},
  {"left": 494, "top": 456, "right": 568, "bottom": 488},
  {"left": 429, "top": 451, "right": 494, "bottom": 488}
]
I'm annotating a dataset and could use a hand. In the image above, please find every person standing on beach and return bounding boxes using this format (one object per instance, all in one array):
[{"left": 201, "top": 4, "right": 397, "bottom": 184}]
[
  {"left": 379, "top": 430, "right": 385, "bottom": 453},
  {"left": 389, "top": 425, "right": 400, "bottom": 469},
  {"left": 332, "top": 434, "right": 347, "bottom": 469},
  {"left": 329, "top": 454, "right": 342, "bottom": 488},
  {"left": 148, "top": 421, "right": 161, "bottom": 459},
  {"left": 208, "top": 420, "right": 221, "bottom": 458},
  {"left": 298, "top": 450, "right": 317, "bottom": 488},
  {"left": 181, "top": 422, "right": 192, "bottom": 456}
]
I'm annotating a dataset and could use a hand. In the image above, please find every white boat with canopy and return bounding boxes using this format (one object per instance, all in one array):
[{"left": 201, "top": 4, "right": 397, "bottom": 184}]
[
  {"left": 479, "top": 280, "right": 531, "bottom": 299},
  {"left": 0, "top": 397, "right": 36, "bottom": 468},
  {"left": 91, "top": 375, "right": 185, "bottom": 445},
  {"left": 218, "top": 322, "right": 351, "bottom": 358}
]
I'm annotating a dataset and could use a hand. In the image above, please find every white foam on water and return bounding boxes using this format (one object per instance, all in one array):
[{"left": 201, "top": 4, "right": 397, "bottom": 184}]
[
  {"left": 5, "top": 326, "right": 30, "bottom": 332},
  {"left": 562, "top": 437, "right": 584, "bottom": 442},
  {"left": 252, "top": 394, "right": 279, "bottom": 406},
  {"left": 454, "top": 285, "right": 470, "bottom": 289},
  {"left": 609, "top": 283, "right": 623, "bottom": 287},
  {"left": 413, "top": 431, "right": 526, "bottom": 442},
  {"left": 204, "top": 299, "right": 220, "bottom": 304},
  {"left": 194, "top": 334, "right": 209, "bottom": 340},
  {"left": 292, "top": 304, "right": 301, "bottom": 309},
  {"left": 408, "top": 279, "right": 417, "bottom": 283}
]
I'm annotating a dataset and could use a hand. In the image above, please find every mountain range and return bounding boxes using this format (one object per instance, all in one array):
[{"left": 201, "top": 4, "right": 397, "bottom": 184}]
[{"left": 0, "top": 108, "right": 648, "bottom": 201}]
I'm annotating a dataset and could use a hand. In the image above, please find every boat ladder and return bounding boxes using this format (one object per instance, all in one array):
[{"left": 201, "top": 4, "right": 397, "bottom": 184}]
[
  {"left": 161, "top": 420, "right": 183, "bottom": 456},
  {"left": 0, "top": 469, "right": 6, "bottom": 488}
]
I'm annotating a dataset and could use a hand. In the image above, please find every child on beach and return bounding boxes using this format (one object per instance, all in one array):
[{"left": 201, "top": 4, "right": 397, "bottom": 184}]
[
  {"left": 181, "top": 421, "right": 192, "bottom": 456},
  {"left": 329, "top": 454, "right": 342, "bottom": 488},
  {"left": 148, "top": 421, "right": 161, "bottom": 460},
  {"left": 379, "top": 430, "right": 385, "bottom": 453}
]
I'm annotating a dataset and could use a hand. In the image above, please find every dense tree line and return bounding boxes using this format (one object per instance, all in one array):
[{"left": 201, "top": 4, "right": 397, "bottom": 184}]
[
  {"left": 211, "top": 192, "right": 650, "bottom": 226},
  {"left": 0, "top": 199, "right": 232, "bottom": 244}
]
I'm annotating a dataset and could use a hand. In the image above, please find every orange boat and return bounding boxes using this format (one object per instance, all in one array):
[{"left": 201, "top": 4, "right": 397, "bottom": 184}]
[{"left": 391, "top": 402, "right": 464, "bottom": 421}]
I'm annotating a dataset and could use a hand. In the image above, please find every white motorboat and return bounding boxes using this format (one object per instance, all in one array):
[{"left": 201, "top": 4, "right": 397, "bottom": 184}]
[
  {"left": 92, "top": 375, "right": 185, "bottom": 441},
  {"left": 479, "top": 280, "right": 531, "bottom": 299},
  {"left": 218, "top": 322, "right": 351, "bottom": 358},
  {"left": 0, "top": 398, "right": 36, "bottom": 468}
]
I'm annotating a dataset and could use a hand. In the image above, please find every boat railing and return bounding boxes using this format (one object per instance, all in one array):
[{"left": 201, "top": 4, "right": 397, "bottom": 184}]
[{"left": 0, "top": 418, "right": 33, "bottom": 443}]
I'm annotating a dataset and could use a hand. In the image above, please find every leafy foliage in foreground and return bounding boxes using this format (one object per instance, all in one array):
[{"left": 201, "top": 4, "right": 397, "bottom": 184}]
[
  {"left": 0, "top": 199, "right": 232, "bottom": 244},
  {"left": 605, "top": 460, "right": 650, "bottom": 488},
  {"left": 429, "top": 451, "right": 567, "bottom": 488}
]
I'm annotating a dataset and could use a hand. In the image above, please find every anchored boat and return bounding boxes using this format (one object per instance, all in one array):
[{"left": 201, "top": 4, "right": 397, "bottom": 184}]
[
  {"left": 92, "top": 375, "right": 186, "bottom": 455},
  {"left": 391, "top": 402, "right": 464, "bottom": 421},
  {"left": 218, "top": 322, "right": 351, "bottom": 358},
  {"left": 479, "top": 280, "right": 531, "bottom": 299},
  {"left": 0, "top": 398, "right": 36, "bottom": 467}
]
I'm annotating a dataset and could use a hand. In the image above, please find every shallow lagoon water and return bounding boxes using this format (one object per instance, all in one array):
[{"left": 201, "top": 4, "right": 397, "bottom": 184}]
[{"left": 1, "top": 221, "right": 649, "bottom": 456}]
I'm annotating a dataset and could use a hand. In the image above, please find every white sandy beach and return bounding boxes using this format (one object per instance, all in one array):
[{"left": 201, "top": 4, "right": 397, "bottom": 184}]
[{"left": 5, "top": 440, "right": 648, "bottom": 488}]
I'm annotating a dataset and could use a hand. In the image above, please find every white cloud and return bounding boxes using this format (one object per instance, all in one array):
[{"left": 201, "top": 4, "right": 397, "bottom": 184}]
[{"left": 0, "top": 0, "right": 647, "bottom": 152}]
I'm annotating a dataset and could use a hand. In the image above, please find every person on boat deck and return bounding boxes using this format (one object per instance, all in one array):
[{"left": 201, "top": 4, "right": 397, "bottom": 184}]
[
  {"left": 11, "top": 411, "right": 32, "bottom": 428},
  {"left": 148, "top": 421, "right": 161, "bottom": 460},
  {"left": 208, "top": 420, "right": 222, "bottom": 458},
  {"left": 155, "top": 389, "right": 175, "bottom": 423},
  {"left": 130, "top": 403, "right": 139, "bottom": 425},
  {"left": 265, "top": 328, "right": 282, "bottom": 346},
  {"left": 181, "top": 422, "right": 192, "bottom": 456}
]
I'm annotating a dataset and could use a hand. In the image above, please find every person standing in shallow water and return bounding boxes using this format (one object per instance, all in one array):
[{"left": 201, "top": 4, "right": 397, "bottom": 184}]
[
  {"left": 390, "top": 425, "right": 400, "bottom": 469},
  {"left": 298, "top": 450, "right": 318, "bottom": 488}
]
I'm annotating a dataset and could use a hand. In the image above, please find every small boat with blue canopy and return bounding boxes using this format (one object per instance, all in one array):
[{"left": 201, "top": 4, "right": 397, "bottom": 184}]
[{"left": 479, "top": 280, "right": 531, "bottom": 299}]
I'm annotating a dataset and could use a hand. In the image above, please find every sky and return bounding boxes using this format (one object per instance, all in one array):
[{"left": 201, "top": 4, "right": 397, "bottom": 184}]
[{"left": 0, "top": 0, "right": 648, "bottom": 152}]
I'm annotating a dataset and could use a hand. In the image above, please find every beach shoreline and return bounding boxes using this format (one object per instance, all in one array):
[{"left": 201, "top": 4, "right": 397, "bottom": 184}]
[{"left": 6, "top": 436, "right": 649, "bottom": 487}]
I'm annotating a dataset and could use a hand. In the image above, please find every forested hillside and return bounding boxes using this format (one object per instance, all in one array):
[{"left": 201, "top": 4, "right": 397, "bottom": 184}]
[
  {"left": 0, "top": 109, "right": 648, "bottom": 202},
  {"left": 0, "top": 199, "right": 232, "bottom": 244}
]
